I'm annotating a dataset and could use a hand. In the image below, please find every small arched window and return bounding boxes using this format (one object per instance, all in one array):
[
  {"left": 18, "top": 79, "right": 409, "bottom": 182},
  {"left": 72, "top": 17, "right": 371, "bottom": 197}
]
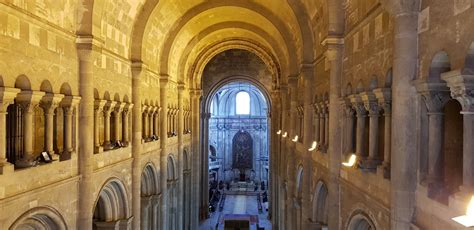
[{"left": 236, "top": 91, "right": 250, "bottom": 115}]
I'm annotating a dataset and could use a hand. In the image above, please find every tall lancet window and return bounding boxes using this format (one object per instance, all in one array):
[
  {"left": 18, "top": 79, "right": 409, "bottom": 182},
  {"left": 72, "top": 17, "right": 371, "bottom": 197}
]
[{"left": 236, "top": 91, "right": 250, "bottom": 115}]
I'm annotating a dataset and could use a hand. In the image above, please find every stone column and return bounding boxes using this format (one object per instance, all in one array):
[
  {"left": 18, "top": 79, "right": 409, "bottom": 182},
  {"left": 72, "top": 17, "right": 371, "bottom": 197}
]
[
  {"left": 131, "top": 62, "right": 146, "bottom": 229},
  {"left": 415, "top": 81, "right": 450, "bottom": 196},
  {"left": 442, "top": 71, "right": 474, "bottom": 193},
  {"left": 361, "top": 92, "right": 380, "bottom": 170},
  {"left": 200, "top": 112, "right": 210, "bottom": 220},
  {"left": 148, "top": 107, "right": 155, "bottom": 138},
  {"left": 122, "top": 103, "right": 133, "bottom": 146},
  {"left": 312, "top": 104, "right": 320, "bottom": 143},
  {"left": 177, "top": 84, "right": 185, "bottom": 230},
  {"left": 61, "top": 96, "right": 81, "bottom": 159},
  {"left": 350, "top": 95, "right": 367, "bottom": 158},
  {"left": 190, "top": 89, "right": 201, "bottom": 229},
  {"left": 16, "top": 90, "right": 45, "bottom": 166},
  {"left": 324, "top": 101, "right": 330, "bottom": 150},
  {"left": 94, "top": 100, "right": 107, "bottom": 153},
  {"left": 41, "top": 93, "right": 64, "bottom": 160},
  {"left": 318, "top": 104, "right": 325, "bottom": 148},
  {"left": 159, "top": 78, "right": 169, "bottom": 230},
  {"left": 113, "top": 103, "right": 125, "bottom": 144},
  {"left": 323, "top": 36, "right": 344, "bottom": 230},
  {"left": 142, "top": 106, "right": 149, "bottom": 141},
  {"left": 0, "top": 87, "right": 20, "bottom": 174},
  {"left": 77, "top": 36, "right": 101, "bottom": 229},
  {"left": 342, "top": 100, "right": 355, "bottom": 154},
  {"left": 103, "top": 101, "right": 116, "bottom": 150},
  {"left": 286, "top": 76, "right": 298, "bottom": 229},
  {"left": 374, "top": 88, "right": 392, "bottom": 178},
  {"left": 381, "top": 1, "right": 421, "bottom": 227}
]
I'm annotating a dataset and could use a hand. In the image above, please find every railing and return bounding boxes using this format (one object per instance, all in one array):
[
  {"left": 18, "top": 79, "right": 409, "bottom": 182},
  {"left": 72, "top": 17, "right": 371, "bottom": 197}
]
[{"left": 209, "top": 159, "right": 222, "bottom": 169}]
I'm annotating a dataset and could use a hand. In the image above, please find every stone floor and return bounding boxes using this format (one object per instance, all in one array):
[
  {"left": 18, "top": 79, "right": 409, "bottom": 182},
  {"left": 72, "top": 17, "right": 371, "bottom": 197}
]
[{"left": 199, "top": 194, "right": 272, "bottom": 229}]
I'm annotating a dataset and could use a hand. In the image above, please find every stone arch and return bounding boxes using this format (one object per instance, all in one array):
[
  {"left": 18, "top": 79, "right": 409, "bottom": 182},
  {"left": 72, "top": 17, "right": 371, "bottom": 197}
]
[
  {"left": 179, "top": 24, "right": 286, "bottom": 83},
  {"left": 296, "top": 165, "right": 304, "bottom": 197},
  {"left": 167, "top": 154, "right": 177, "bottom": 181},
  {"left": 347, "top": 211, "right": 376, "bottom": 230},
  {"left": 312, "top": 180, "right": 329, "bottom": 225},
  {"left": 59, "top": 83, "right": 72, "bottom": 96},
  {"left": 10, "top": 206, "right": 67, "bottom": 230},
  {"left": 356, "top": 80, "right": 364, "bottom": 93},
  {"left": 40, "top": 80, "right": 53, "bottom": 93},
  {"left": 141, "top": 163, "right": 159, "bottom": 196},
  {"left": 93, "top": 179, "right": 130, "bottom": 225},
  {"left": 369, "top": 76, "right": 378, "bottom": 90},
  {"left": 157, "top": 1, "right": 300, "bottom": 75},
  {"left": 465, "top": 42, "right": 474, "bottom": 71},
  {"left": 191, "top": 40, "right": 282, "bottom": 90},
  {"left": 346, "top": 83, "right": 353, "bottom": 96},
  {"left": 103, "top": 91, "right": 111, "bottom": 101},
  {"left": 429, "top": 51, "right": 451, "bottom": 81},
  {"left": 15, "top": 75, "right": 31, "bottom": 90},
  {"left": 384, "top": 68, "right": 392, "bottom": 87}
]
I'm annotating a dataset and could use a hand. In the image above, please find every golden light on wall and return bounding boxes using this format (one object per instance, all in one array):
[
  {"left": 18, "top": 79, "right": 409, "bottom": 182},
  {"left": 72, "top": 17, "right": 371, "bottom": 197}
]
[
  {"left": 282, "top": 132, "right": 288, "bottom": 138},
  {"left": 308, "top": 141, "right": 318, "bottom": 151},
  {"left": 452, "top": 196, "right": 474, "bottom": 227},
  {"left": 292, "top": 135, "right": 299, "bottom": 142},
  {"left": 342, "top": 154, "right": 357, "bottom": 167},
  {"left": 277, "top": 130, "right": 282, "bottom": 135}
]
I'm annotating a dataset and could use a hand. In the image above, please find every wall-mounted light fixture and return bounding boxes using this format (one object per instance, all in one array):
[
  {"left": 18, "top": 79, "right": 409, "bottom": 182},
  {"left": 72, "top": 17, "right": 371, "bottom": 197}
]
[
  {"left": 282, "top": 132, "right": 288, "bottom": 138},
  {"left": 277, "top": 130, "right": 282, "bottom": 135},
  {"left": 292, "top": 135, "right": 299, "bottom": 142},
  {"left": 452, "top": 196, "right": 474, "bottom": 227},
  {"left": 342, "top": 154, "right": 357, "bottom": 167},
  {"left": 308, "top": 141, "right": 318, "bottom": 151}
]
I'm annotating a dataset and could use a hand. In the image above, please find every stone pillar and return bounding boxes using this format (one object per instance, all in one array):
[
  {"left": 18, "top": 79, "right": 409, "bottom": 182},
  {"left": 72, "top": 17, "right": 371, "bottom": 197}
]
[
  {"left": 77, "top": 36, "right": 102, "bottom": 229},
  {"left": 350, "top": 95, "right": 367, "bottom": 158},
  {"left": 190, "top": 89, "right": 201, "bottom": 229},
  {"left": 342, "top": 100, "right": 355, "bottom": 154},
  {"left": 177, "top": 84, "right": 185, "bottom": 230},
  {"left": 200, "top": 112, "right": 210, "bottom": 219},
  {"left": 131, "top": 62, "right": 146, "bottom": 229},
  {"left": 113, "top": 103, "right": 125, "bottom": 143},
  {"left": 361, "top": 92, "right": 380, "bottom": 170},
  {"left": 415, "top": 81, "right": 450, "bottom": 195},
  {"left": 41, "top": 93, "right": 64, "bottom": 160},
  {"left": 0, "top": 87, "right": 20, "bottom": 174},
  {"left": 94, "top": 100, "right": 107, "bottom": 153},
  {"left": 318, "top": 104, "right": 325, "bottom": 147},
  {"left": 142, "top": 106, "right": 149, "bottom": 141},
  {"left": 374, "top": 88, "right": 392, "bottom": 178},
  {"left": 159, "top": 78, "right": 169, "bottom": 230},
  {"left": 312, "top": 104, "right": 320, "bottom": 143},
  {"left": 324, "top": 101, "right": 330, "bottom": 150},
  {"left": 16, "top": 90, "right": 45, "bottom": 166},
  {"left": 148, "top": 107, "right": 155, "bottom": 138},
  {"left": 61, "top": 96, "right": 81, "bottom": 158},
  {"left": 286, "top": 76, "right": 298, "bottom": 229},
  {"left": 442, "top": 71, "right": 474, "bottom": 193},
  {"left": 103, "top": 101, "right": 116, "bottom": 150},
  {"left": 122, "top": 103, "right": 133, "bottom": 146},
  {"left": 381, "top": 1, "right": 421, "bottom": 227},
  {"left": 323, "top": 36, "right": 344, "bottom": 230}
]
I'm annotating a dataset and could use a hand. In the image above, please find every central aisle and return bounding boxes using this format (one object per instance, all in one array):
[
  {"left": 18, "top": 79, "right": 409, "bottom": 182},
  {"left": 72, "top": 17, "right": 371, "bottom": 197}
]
[{"left": 199, "top": 194, "right": 272, "bottom": 229}]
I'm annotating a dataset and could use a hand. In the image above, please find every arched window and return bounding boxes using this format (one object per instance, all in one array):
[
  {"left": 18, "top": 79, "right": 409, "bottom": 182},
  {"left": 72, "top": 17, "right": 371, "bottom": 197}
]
[{"left": 236, "top": 91, "right": 250, "bottom": 115}]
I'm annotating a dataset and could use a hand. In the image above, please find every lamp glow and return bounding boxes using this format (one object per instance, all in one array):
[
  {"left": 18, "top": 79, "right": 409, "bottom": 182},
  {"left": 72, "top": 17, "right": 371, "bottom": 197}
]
[
  {"left": 452, "top": 196, "right": 474, "bottom": 227},
  {"left": 277, "top": 130, "right": 282, "bottom": 135},
  {"left": 282, "top": 132, "right": 288, "bottom": 138},
  {"left": 308, "top": 141, "right": 318, "bottom": 151},
  {"left": 342, "top": 154, "right": 357, "bottom": 167},
  {"left": 292, "top": 135, "right": 299, "bottom": 142}
]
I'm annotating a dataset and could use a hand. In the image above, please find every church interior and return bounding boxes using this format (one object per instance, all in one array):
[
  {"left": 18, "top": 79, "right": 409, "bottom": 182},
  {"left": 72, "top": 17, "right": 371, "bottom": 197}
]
[{"left": 0, "top": 0, "right": 474, "bottom": 229}]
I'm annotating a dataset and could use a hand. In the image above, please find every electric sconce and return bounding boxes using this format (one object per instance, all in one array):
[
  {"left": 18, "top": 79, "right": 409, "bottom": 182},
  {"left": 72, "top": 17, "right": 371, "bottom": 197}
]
[
  {"left": 342, "top": 154, "right": 357, "bottom": 167},
  {"left": 308, "top": 141, "right": 318, "bottom": 151},
  {"left": 452, "top": 196, "right": 474, "bottom": 227},
  {"left": 292, "top": 135, "right": 299, "bottom": 142}
]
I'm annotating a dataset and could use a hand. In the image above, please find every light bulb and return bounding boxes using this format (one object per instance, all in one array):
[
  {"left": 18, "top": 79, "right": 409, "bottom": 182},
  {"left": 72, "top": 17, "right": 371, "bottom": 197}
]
[
  {"left": 292, "top": 135, "right": 299, "bottom": 142},
  {"left": 308, "top": 141, "right": 318, "bottom": 151},
  {"left": 452, "top": 196, "right": 474, "bottom": 227},
  {"left": 277, "top": 130, "right": 282, "bottom": 135},
  {"left": 282, "top": 132, "right": 288, "bottom": 138}
]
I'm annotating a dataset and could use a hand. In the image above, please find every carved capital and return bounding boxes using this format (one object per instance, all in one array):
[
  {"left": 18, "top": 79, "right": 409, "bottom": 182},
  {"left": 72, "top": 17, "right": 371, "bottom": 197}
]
[
  {"left": 40, "top": 93, "right": 64, "bottom": 114},
  {"left": 103, "top": 101, "right": 117, "bottom": 115},
  {"left": 415, "top": 80, "right": 451, "bottom": 113},
  {"left": 0, "top": 87, "right": 21, "bottom": 111},
  {"left": 17, "top": 90, "right": 45, "bottom": 113},
  {"left": 442, "top": 71, "right": 474, "bottom": 112}
]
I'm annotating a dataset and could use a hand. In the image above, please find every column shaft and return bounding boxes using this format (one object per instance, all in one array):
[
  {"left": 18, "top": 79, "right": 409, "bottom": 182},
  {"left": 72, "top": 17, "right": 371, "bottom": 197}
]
[
  {"left": 427, "top": 113, "right": 444, "bottom": 185},
  {"left": 159, "top": 79, "right": 169, "bottom": 230}
]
